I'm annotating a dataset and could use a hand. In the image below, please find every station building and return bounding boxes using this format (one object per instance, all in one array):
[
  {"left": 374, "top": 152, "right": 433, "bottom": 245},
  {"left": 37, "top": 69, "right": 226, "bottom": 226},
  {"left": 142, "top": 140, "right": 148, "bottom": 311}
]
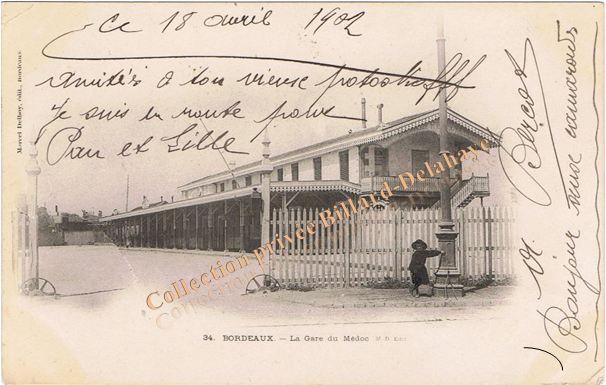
[{"left": 100, "top": 105, "right": 496, "bottom": 253}]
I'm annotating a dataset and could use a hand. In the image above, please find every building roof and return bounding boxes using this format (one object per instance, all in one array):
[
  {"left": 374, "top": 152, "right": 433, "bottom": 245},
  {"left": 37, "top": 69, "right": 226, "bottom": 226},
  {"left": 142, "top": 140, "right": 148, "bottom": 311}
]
[
  {"left": 100, "top": 179, "right": 365, "bottom": 221},
  {"left": 130, "top": 199, "right": 169, "bottom": 212},
  {"left": 100, "top": 185, "right": 259, "bottom": 221},
  {"left": 179, "top": 108, "right": 498, "bottom": 189}
]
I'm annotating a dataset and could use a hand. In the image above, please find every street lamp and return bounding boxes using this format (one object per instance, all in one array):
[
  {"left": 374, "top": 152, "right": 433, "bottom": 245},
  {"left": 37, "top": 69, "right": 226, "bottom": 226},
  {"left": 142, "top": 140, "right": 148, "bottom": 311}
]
[
  {"left": 25, "top": 140, "right": 41, "bottom": 293},
  {"left": 434, "top": 22, "right": 464, "bottom": 297}
]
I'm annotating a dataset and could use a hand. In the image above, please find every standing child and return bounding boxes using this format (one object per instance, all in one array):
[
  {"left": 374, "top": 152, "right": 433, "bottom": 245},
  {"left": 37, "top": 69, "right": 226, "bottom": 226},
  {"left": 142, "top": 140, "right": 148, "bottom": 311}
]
[{"left": 408, "top": 239, "right": 443, "bottom": 297}]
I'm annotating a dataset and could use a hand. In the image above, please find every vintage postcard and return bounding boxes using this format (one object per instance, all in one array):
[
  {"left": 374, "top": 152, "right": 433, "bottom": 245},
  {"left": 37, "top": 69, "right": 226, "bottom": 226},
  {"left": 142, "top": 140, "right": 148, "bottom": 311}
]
[{"left": 1, "top": 2, "right": 604, "bottom": 384}]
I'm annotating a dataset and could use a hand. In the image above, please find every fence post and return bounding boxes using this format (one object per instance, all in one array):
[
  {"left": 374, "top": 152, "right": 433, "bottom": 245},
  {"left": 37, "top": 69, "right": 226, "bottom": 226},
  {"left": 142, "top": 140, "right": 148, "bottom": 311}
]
[
  {"left": 345, "top": 214, "right": 351, "bottom": 287},
  {"left": 482, "top": 206, "right": 488, "bottom": 278},
  {"left": 460, "top": 208, "right": 466, "bottom": 278},
  {"left": 394, "top": 209, "right": 402, "bottom": 281},
  {"left": 487, "top": 207, "right": 493, "bottom": 281}
]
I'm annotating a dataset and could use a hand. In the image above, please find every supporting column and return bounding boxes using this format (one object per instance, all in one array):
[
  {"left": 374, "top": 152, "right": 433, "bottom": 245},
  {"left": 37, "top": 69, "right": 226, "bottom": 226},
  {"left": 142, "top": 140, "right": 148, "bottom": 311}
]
[
  {"left": 183, "top": 207, "right": 187, "bottom": 249},
  {"left": 195, "top": 206, "right": 200, "bottom": 250},
  {"left": 162, "top": 211, "right": 167, "bottom": 248},
  {"left": 239, "top": 199, "right": 246, "bottom": 252},
  {"left": 250, "top": 189, "right": 263, "bottom": 251},
  {"left": 155, "top": 213, "right": 158, "bottom": 248},
  {"left": 201, "top": 207, "right": 207, "bottom": 250},
  {"left": 434, "top": 22, "right": 463, "bottom": 297},
  {"left": 368, "top": 145, "right": 376, "bottom": 177},
  {"left": 140, "top": 216, "right": 143, "bottom": 247},
  {"left": 223, "top": 201, "right": 228, "bottom": 252},
  {"left": 146, "top": 215, "right": 151, "bottom": 247},
  {"left": 172, "top": 209, "right": 176, "bottom": 249},
  {"left": 207, "top": 205, "right": 214, "bottom": 251}
]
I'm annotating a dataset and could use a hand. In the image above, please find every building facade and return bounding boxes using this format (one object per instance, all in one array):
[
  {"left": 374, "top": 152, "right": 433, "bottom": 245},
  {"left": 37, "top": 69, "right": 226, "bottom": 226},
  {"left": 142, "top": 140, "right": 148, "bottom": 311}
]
[{"left": 100, "top": 107, "right": 497, "bottom": 253}]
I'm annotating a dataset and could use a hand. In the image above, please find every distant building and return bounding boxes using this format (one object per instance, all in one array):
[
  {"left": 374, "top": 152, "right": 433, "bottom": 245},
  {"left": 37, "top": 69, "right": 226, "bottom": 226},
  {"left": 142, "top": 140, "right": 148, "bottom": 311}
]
[{"left": 39, "top": 206, "right": 110, "bottom": 246}]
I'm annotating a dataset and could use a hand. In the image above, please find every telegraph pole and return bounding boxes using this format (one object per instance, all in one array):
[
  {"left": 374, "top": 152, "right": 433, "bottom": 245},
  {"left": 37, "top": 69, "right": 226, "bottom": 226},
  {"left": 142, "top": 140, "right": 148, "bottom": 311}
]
[{"left": 434, "top": 21, "right": 464, "bottom": 297}]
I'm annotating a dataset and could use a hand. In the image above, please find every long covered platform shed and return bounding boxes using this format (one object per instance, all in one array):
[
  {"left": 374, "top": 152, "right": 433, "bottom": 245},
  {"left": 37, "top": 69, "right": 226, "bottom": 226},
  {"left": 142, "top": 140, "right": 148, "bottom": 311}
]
[{"left": 101, "top": 188, "right": 263, "bottom": 252}]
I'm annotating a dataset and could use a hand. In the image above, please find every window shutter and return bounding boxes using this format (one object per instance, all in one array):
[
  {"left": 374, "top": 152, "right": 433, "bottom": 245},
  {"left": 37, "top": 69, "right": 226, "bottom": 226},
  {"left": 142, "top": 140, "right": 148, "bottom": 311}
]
[
  {"left": 339, "top": 151, "right": 349, "bottom": 181},
  {"left": 313, "top": 157, "right": 322, "bottom": 181},
  {"left": 291, "top": 163, "right": 299, "bottom": 181}
]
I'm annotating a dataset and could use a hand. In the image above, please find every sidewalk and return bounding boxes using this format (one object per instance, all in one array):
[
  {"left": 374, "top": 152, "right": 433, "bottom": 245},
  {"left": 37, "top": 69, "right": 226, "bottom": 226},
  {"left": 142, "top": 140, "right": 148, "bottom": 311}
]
[{"left": 240, "top": 285, "right": 513, "bottom": 309}]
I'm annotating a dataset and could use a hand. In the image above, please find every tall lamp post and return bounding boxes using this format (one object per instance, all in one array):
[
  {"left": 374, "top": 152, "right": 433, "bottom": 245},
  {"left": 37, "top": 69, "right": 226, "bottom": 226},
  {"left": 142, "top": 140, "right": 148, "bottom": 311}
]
[
  {"left": 25, "top": 141, "right": 41, "bottom": 292},
  {"left": 259, "top": 128, "right": 273, "bottom": 277},
  {"left": 434, "top": 23, "right": 464, "bottom": 297}
]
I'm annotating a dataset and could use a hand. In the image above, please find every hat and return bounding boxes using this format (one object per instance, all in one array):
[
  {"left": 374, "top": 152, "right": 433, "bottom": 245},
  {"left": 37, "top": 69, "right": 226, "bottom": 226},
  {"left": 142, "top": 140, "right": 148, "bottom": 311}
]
[{"left": 412, "top": 239, "right": 427, "bottom": 250}]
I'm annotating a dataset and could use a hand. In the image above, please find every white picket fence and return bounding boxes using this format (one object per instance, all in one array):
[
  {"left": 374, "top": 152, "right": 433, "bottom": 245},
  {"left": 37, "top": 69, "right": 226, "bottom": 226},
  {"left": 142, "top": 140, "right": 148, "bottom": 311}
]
[{"left": 269, "top": 206, "right": 515, "bottom": 288}]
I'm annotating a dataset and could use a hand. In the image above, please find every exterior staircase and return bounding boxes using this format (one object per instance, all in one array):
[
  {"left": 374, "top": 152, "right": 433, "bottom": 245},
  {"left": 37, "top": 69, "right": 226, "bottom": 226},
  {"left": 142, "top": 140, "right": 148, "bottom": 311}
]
[{"left": 431, "top": 174, "right": 490, "bottom": 210}]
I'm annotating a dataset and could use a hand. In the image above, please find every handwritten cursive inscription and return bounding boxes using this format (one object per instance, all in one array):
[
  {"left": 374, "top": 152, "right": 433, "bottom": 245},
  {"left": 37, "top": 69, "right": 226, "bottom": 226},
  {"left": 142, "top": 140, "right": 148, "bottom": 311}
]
[
  {"left": 46, "top": 126, "right": 105, "bottom": 165},
  {"left": 160, "top": 124, "right": 248, "bottom": 155},
  {"left": 519, "top": 238, "right": 544, "bottom": 300},
  {"left": 497, "top": 38, "right": 567, "bottom": 207}
]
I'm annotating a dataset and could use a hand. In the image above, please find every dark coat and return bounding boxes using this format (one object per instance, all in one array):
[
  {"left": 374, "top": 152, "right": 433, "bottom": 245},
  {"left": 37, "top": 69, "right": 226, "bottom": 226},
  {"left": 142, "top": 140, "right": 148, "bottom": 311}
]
[
  {"left": 408, "top": 249, "right": 441, "bottom": 286},
  {"left": 408, "top": 249, "right": 441, "bottom": 271}
]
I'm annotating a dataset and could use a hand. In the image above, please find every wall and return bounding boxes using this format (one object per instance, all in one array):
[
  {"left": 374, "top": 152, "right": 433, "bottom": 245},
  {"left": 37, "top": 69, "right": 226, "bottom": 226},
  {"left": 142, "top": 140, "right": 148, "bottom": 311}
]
[
  {"left": 299, "top": 158, "right": 314, "bottom": 180},
  {"left": 387, "top": 132, "right": 440, "bottom": 175},
  {"left": 187, "top": 145, "right": 361, "bottom": 191},
  {"left": 64, "top": 230, "right": 96, "bottom": 245},
  {"left": 270, "top": 149, "right": 354, "bottom": 182},
  {"left": 323, "top": 151, "right": 340, "bottom": 180},
  {"left": 39, "top": 229, "right": 64, "bottom": 246}
]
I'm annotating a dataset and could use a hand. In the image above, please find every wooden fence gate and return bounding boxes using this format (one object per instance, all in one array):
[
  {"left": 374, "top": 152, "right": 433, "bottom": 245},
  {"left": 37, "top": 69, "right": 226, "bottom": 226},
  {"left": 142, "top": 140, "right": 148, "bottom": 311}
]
[{"left": 269, "top": 206, "right": 515, "bottom": 288}]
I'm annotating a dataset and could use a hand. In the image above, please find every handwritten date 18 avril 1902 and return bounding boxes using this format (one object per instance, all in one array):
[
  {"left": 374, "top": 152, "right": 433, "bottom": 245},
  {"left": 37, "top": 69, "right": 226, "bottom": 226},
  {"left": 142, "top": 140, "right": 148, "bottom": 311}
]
[{"left": 157, "top": 7, "right": 365, "bottom": 37}]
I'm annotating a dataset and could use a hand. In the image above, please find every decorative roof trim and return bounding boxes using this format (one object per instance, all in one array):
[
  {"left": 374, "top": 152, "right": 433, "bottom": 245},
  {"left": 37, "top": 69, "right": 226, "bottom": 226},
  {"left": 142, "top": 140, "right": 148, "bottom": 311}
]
[
  {"left": 179, "top": 108, "right": 497, "bottom": 189},
  {"left": 271, "top": 180, "right": 361, "bottom": 194}
]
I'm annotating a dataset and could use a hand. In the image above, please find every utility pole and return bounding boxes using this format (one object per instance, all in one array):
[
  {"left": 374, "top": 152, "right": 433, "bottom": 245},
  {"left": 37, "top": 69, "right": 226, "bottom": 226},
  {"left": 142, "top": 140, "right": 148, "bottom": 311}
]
[{"left": 434, "top": 21, "right": 464, "bottom": 297}]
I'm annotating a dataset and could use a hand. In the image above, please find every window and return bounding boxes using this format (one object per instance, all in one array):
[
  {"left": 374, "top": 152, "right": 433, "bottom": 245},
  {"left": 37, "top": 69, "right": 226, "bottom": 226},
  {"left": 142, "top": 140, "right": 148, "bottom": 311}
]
[
  {"left": 245, "top": 175, "right": 252, "bottom": 186},
  {"left": 362, "top": 146, "right": 389, "bottom": 177},
  {"left": 339, "top": 150, "right": 349, "bottom": 181},
  {"left": 291, "top": 163, "right": 299, "bottom": 181},
  {"left": 361, "top": 147, "right": 371, "bottom": 177},
  {"left": 277, "top": 168, "right": 284, "bottom": 181},
  {"left": 232, "top": 180, "right": 238, "bottom": 189},
  {"left": 290, "top": 163, "right": 299, "bottom": 180},
  {"left": 313, "top": 157, "right": 322, "bottom": 181},
  {"left": 219, "top": 183, "right": 225, "bottom": 192},
  {"left": 411, "top": 150, "right": 430, "bottom": 173},
  {"left": 374, "top": 147, "right": 389, "bottom": 176}
]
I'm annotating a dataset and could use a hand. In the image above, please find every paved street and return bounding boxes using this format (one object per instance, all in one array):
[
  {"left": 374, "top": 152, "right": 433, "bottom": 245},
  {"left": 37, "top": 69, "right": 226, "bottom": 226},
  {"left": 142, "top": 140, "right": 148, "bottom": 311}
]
[
  {"left": 35, "top": 245, "right": 514, "bottom": 324},
  {"left": 8, "top": 244, "right": 527, "bottom": 384}
]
